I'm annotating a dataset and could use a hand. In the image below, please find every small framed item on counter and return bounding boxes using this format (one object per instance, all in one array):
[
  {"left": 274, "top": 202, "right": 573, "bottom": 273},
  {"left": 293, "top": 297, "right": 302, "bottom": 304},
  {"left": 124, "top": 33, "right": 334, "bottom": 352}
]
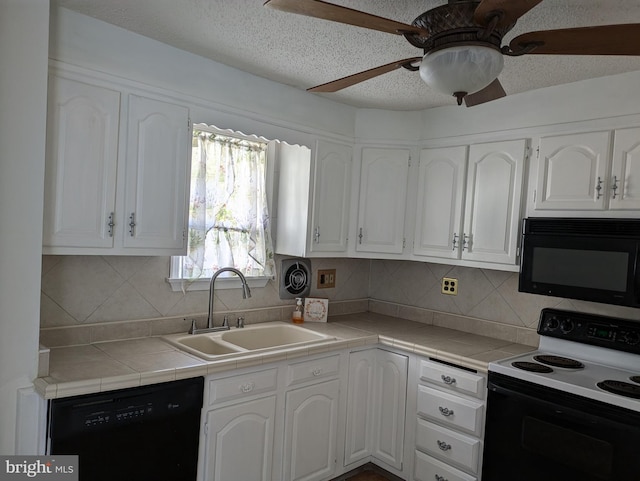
[{"left": 304, "top": 298, "right": 329, "bottom": 323}]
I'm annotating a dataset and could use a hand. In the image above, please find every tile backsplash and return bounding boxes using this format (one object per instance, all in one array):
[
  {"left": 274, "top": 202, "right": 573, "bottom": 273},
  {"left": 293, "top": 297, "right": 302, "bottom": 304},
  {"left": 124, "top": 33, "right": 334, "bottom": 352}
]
[{"left": 40, "top": 255, "right": 640, "bottom": 347}]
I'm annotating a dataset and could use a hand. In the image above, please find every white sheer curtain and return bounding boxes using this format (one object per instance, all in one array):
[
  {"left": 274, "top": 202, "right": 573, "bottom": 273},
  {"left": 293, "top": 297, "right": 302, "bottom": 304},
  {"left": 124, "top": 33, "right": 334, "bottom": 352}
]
[{"left": 182, "top": 128, "right": 275, "bottom": 280}]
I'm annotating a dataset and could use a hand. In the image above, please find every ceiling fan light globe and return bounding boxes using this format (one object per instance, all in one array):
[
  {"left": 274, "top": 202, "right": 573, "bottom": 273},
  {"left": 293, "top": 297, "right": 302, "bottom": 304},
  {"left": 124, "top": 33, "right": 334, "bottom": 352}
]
[{"left": 419, "top": 45, "right": 504, "bottom": 98}]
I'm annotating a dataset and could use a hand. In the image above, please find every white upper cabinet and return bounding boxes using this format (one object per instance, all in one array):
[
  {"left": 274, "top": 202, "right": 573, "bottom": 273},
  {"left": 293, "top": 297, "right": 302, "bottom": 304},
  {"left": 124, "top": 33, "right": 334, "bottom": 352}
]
[
  {"left": 463, "top": 139, "right": 526, "bottom": 264},
  {"left": 275, "top": 140, "right": 352, "bottom": 257},
  {"left": 414, "top": 140, "right": 526, "bottom": 266},
  {"left": 610, "top": 127, "right": 640, "bottom": 210},
  {"left": 534, "top": 131, "right": 612, "bottom": 210},
  {"left": 43, "top": 75, "right": 120, "bottom": 249},
  {"left": 43, "top": 71, "right": 191, "bottom": 255},
  {"left": 413, "top": 146, "right": 467, "bottom": 259},
  {"left": 356, "top": 147, "right": 410, "bottom": 254},
  {"left": 122, "top": 95, "right": 190, "bottom": 250}
]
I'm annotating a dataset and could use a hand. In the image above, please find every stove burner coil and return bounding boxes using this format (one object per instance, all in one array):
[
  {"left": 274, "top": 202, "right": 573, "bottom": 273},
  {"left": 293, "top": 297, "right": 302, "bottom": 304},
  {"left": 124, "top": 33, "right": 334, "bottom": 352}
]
[
  {"left": 533, "top": 355, "right": 585, "bottom": 369},
  {"left": 511, "top": 361, "right": 554, "bottom": 373},
  {"left": 597, "top": 380, "right": 640, "bottom": 399}
]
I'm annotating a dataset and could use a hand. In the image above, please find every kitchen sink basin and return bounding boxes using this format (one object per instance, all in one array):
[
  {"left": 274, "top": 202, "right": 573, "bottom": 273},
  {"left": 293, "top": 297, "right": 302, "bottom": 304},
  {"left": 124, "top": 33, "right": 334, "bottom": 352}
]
[{"left": 163, "top": 322, "right": 335, "bottom": 360}]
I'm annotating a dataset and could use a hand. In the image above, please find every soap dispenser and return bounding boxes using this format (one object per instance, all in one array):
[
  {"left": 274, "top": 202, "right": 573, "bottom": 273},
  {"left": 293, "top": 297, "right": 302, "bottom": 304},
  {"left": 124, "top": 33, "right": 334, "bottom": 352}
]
[{"left": 292, "top": 298, "right": 304, "bottom": 324}]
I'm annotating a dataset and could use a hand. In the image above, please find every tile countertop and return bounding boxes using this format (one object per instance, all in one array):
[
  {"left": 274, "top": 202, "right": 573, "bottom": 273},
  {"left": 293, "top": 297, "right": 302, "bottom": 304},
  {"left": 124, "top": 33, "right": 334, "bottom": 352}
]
[{"left": 35, "top": 312, "right": 536, "bottom": 399}]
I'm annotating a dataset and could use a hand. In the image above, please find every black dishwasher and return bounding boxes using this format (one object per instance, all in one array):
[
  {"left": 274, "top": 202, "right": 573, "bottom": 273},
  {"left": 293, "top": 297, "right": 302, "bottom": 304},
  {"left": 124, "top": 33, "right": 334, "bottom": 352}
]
[{"left": 48, "top": 377, "right": 204, "bottom": 481}]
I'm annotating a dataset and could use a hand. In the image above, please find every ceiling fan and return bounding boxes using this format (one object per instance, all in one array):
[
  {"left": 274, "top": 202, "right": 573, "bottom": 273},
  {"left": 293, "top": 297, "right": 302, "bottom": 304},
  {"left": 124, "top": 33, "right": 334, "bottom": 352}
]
[{"left": 264, "top": 0, "right": 640, "bottom": 107}]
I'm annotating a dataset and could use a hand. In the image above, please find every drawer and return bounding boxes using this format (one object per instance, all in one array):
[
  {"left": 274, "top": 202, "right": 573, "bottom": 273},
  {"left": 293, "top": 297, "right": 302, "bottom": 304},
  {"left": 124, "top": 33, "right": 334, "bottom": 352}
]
[
  {"left": 208, "top": 368, "right": 278, "bottom": 405},
  {"left": 287, "top": 354, "right": 340, "bottom": 386},
  {"left": 416, "top": 418, "right": 480, "bottom": 474},
  {"left": 417, "top": 385, "right": 484, "bottom": 436},
  {"left": 419, "top": 359, "right": 485, "bottom": 399},
  {"left": 414, "top": 450, "right": 476, "bottom": 481}
]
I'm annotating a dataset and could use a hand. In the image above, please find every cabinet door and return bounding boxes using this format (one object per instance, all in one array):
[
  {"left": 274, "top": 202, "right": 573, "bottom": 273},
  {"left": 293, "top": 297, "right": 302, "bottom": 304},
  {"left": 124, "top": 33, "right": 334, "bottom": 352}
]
[
  {"left": 203, "top": 396, "right": 276, "bottom": 481},
  {"left": 371, "top": 350, "right": 408, "bottom": 470},
  {"left": 356, "top": 148, "right": 410, "bottom": 254},
  {"left": 463, "top": 139, "right": 526, "bottom": 264},
  {"left": 535, "top": 131, "right": 611, "bottom": 210},
  {"left": 284, "top": 379, "right": 339, "bottom": 481},
  {"left": 344, "top": 350, "right": 375, "bottom": 465},
  {"left": 309, "top": 141, "right": 352, "bottom": 253},
  {"left": 123, "top": 94, "right": 190, "bottom": 251},
  {"left": 414, "top": 146, "right": 467, "bottom": 259},
  {"left": 610, "top": 127, "right": 640, "bottom": 210},
  {"left": 43, "top": 75, "right": 120, "bottom": 248}
]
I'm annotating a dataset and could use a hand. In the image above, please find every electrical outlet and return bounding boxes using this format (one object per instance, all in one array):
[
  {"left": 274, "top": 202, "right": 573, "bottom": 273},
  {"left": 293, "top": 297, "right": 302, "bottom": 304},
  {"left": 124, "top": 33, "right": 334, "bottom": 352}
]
[
  {"left": 441, "top": 277, "right": 458, "bottom": 295},
  {"left": 317, "top": 269, "right": 336, "bottom": 289}
]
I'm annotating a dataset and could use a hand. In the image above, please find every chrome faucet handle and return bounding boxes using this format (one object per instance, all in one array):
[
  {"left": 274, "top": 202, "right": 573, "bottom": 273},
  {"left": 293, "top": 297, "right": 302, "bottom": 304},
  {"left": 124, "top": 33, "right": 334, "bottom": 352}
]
[
  {"left": 236, "top": 317, "right": 245, "bottom": 328},
  {"left": 222, "top": 315, "right": 229, "bottom": 327},
  {"left": 188, "top": 319, "right": 197, "bottom": 334}
]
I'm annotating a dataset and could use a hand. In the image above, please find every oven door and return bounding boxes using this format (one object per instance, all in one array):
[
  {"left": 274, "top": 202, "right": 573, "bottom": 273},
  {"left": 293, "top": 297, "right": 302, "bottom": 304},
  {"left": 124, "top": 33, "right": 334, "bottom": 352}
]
[{"left": 482, "top": 372, "right": 640, "bottom": 481}]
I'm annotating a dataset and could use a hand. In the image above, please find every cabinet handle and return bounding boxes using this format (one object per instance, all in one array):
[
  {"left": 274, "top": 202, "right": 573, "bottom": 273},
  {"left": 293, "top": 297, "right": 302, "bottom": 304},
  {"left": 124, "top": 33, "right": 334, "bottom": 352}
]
[
  {"left": 107, "top": 212, "right": 115, "bottom": 237},
  {"left": 451, "top": 233, "right": 458, "bottom": 251},
  {"left": 128, "top": 212, "right": 136, "bottom": 237},
  {"left": 239, "top": 382, "right": 255, "bottom": 393},
  {"left": 437, "top": 440, "right": 452, "bottom": 451},
  {"left": 462, "top": 233, "right": 470, "bottom": 251},
  {"left": 312, "top": 368, "right": 322, "bottom": 376},
  {"left": 441, "top": 375, "right": 456, "bottom": 385},
  {"left": 358, "top": 227, "right": 363, "bottom": 244},
  {"left": 314, "top": 226, "right": 320, "bottom": 243},
  {"left": 611, "top": 176, "right": 619, "bottom": 199},
  {"left": 438, "top": 406, "right": 454, "bottom": 417},
  {"left": 435, "top": 475, "right": 448, "bottom": 481},
  {"left": 596, "top": 176, "right": 603, "bottom": 199}
]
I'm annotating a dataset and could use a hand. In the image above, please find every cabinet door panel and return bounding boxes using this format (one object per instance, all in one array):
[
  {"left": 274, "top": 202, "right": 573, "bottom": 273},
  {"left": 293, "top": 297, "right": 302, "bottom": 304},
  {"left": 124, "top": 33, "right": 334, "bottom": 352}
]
[
  {"left": 123, "top": 94, "right": 190, "bottom": 250},
  {"left": 204, "top": 396, "right": 276, "bottom": 481},
  {"left": 357, "top": 148, "right": 410, "bottom": 254},
  {"left": 611, "top": 127, "right": 640, "bottom": 210},
  {"left": 535, "top": 131, "right": 611, "bottom": 210},
  {"left": 344, "top": 350, "right": 375, "bottom": 465},
  {"left": 310, "top": 141, "right": 352, "bottom": 253},
  {"left": 414, "top": 147, "right": 467, "bottom": 258},
  {"left": 463, "top": 139, "right": 526, "bottom": 264},
  {"left": 372, "top": 350, "right": 408, "bottom": 470},
  {"left": 43, "top": 76, "right": 120, "bottom": 248},
  {"left": 284, "top": 380, "right": 339, "bottom": 481}
]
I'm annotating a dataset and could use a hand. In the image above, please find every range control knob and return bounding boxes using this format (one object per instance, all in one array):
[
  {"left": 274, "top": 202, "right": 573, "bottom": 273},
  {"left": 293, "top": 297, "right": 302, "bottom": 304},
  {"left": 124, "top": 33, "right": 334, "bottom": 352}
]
[
  {"left": 623, "top": 331, "right": 640, "bottom": 346},
  {"left": 560, "top": 318, "right": 575, "bottom": 333},
  {"left": 545, "top": 317, "right": 560, "bottom": 330}
]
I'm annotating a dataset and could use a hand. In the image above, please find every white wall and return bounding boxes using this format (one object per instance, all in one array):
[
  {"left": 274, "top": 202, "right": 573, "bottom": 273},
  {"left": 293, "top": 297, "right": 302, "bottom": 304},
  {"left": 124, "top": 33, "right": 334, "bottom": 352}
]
[{"left": 0, "top": 0, "right": 49, "bottom": 454}]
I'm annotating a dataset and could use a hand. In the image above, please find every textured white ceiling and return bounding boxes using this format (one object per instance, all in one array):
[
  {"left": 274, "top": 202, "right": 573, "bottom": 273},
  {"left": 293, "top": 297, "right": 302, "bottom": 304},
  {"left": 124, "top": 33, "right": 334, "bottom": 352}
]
[{"left": 52, "top": 0, "right": 640, "bottom": 110}]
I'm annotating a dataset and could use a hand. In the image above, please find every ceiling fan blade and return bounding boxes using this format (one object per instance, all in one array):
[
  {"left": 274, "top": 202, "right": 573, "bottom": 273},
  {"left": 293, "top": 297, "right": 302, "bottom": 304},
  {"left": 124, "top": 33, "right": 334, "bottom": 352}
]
[
  {"left": 510, "top": 24, "right": 640, "bottom": 55},
  {"left": 464, "top": 79, "right": 506, "bottom": 107},
  {"left": 308, "top": 57, "right": 422, "bottom": 93},
  {"left": 474, "top": 0, "right": 544, "bottom": 28},
  {"left": 264, "top": 0, "right": 428, "bottom": 36}
]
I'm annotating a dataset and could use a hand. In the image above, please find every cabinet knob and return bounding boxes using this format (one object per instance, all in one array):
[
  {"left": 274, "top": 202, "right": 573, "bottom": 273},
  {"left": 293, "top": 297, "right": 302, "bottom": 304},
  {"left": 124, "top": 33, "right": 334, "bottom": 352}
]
[
  {"left": 239, "top": 382, "right": 254, "bottom": 393},
  {"left": 107, "top": 212, "right": 115, "bottom": 237},
  {"left": 312, "top": 368, "right": 322, "bottom": 376},
  {"left": 128, "top": 212, "right": 136, "bottom": 237}
]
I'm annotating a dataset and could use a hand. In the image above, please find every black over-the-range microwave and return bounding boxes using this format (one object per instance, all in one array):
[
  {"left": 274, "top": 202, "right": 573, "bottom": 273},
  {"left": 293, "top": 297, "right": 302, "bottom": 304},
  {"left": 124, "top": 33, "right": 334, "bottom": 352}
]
[{"left": 519, "top": 217, "right": 640, "bottom": 307}]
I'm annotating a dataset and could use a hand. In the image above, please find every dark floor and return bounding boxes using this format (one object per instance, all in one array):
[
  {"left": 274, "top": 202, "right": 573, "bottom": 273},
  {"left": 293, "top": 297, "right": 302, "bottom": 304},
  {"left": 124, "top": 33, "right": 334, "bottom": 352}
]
[{"left": 345, "top": 471, "right": 391, "bottom": 481}]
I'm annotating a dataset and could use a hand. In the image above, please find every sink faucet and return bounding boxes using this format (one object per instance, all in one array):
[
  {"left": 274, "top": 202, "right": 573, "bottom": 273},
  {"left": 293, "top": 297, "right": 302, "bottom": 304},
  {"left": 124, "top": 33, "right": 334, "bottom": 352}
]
[{"left": 206, "top": 267, "right": 252, "bottom": 329}]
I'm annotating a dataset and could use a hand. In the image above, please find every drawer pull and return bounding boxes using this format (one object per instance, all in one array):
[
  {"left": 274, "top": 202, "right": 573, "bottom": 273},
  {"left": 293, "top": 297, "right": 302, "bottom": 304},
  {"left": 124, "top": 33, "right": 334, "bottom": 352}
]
[
  {"left": 438, "top": 406, "right": 454, "bottom": 417},
  {"left": 435, "top": 475, "right": 448, "bottom": 481},
  {"left": 437, "top": 440, "right": 452, "bottom": 451},
  {"left": 239, "top": 382, "right": 255, "bottom": 393},
  {"left": 312, "top": 368, "right": 322, "bottom": 376},
  {"left": 441, "top": 375, "right": 456, "bottom": 385}
]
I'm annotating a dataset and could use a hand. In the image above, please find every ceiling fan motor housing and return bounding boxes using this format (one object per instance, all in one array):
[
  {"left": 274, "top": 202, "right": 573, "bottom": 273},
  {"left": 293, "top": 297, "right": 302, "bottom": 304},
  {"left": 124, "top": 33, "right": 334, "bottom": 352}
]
[{"left": 406, "top": 1, "right": 514, "bottom": 54}]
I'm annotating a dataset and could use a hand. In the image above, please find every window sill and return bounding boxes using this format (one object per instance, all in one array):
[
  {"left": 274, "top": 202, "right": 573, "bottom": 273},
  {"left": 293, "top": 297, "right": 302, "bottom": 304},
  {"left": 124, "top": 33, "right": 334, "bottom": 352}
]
[{"left": 166, "top": 276, "right": 271, "bottom": 292}]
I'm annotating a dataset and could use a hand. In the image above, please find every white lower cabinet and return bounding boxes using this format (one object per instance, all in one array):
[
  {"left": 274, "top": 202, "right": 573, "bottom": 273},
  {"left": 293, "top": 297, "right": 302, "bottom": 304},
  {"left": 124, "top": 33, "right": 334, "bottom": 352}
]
[
  {"left": 283, "top": 379, "right": 340, "bottom": 481},
  {"left": 344, "top": 349, "right": 408, "bottom": 471},
  {"left": 413, "top": 359, "right": 486, "bottom": 481}
]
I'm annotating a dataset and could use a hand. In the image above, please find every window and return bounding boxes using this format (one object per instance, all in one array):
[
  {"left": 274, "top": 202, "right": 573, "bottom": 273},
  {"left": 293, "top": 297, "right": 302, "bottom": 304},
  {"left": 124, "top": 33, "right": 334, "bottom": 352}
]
[{"left": 168, "top": 125, "right": 275, "bottom": 291}]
